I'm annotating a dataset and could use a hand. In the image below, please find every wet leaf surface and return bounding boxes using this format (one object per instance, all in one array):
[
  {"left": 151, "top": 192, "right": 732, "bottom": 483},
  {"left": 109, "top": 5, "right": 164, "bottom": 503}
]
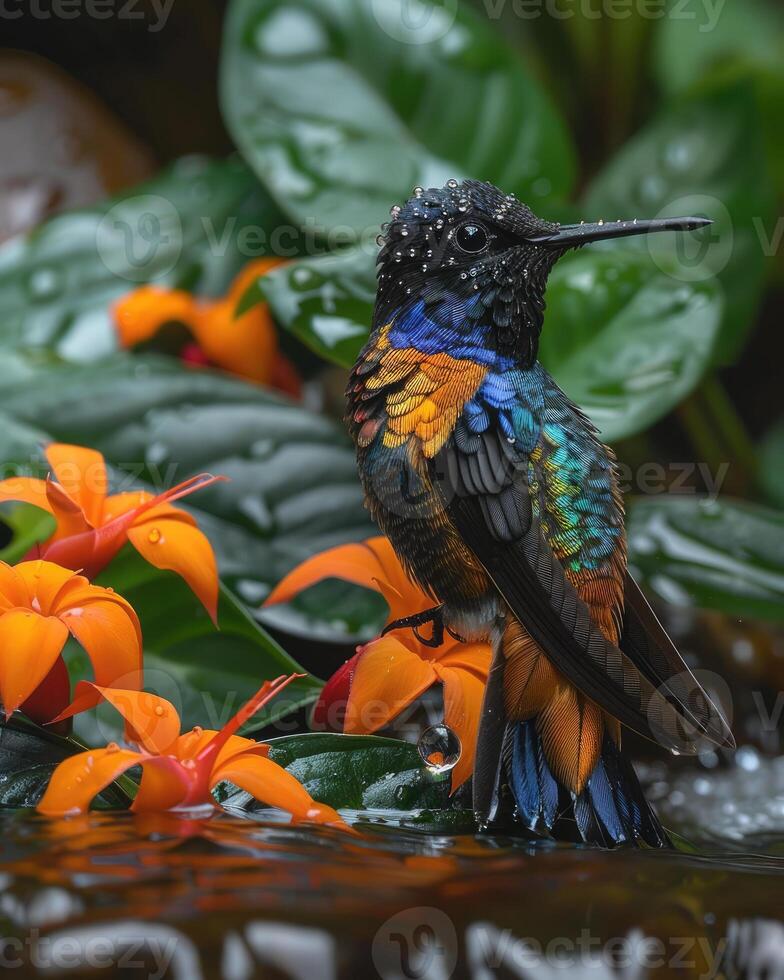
[
  {"left": 0, "top": 156, "right": 284, "bottom": 360},
  {"left": 221, "top": 0, "right": 576, "bottom": 233},
  {"left": 226, "top": 732, "right": 458, "bottom": 814},
  {"left": 627, "top": 495, "right": 784, "bottom": 622},
  {"left": 540, "top": 248, "right": 722, "bottom": 441},
  {"left": 583, "top": 82, "right": 775, "bottom": 362}
]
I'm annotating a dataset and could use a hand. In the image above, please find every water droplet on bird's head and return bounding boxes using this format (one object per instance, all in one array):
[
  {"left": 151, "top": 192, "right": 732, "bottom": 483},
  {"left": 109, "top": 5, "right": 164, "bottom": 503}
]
[
  {"left": 447, "top": 178, "right": 458, "bottom": 189},
  {"left": 417, "top": 724, "right": 461, "bottom": 775}
]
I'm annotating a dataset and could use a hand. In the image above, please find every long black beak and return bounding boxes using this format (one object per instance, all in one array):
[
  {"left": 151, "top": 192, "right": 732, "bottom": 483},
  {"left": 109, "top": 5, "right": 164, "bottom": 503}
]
[{"left": 530, "top": 216, "right": 713, "bottom": 248}]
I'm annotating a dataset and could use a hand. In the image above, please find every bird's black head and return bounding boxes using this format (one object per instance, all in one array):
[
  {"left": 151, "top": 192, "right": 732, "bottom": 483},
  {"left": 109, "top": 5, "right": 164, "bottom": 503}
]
[{"left": 375, "top": 178, "right": 711, "bottom": 368}]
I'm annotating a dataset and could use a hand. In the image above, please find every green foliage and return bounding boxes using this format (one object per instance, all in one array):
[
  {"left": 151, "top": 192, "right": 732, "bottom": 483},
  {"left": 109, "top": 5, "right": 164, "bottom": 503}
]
[
  {"left": 539, "top": 249, "right": 722, "bottom": 441},
  {"left": 628, "top": 497, "right": 784, "bottom": 623},
  {"left": 583, "top": 83, "right": 774, "bottom": 361},
  {"left": 220, "top": 0, "right": 576, "bottom": 233},
  {"left": 0, "top": 157, "right": 283, "bottom": 360}
]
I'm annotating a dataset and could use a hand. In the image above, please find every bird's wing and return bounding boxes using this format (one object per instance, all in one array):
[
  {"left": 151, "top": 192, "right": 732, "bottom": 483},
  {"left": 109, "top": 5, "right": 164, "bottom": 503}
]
[{"left": 431, "top": 420, "right": 733, "bottom": 753}]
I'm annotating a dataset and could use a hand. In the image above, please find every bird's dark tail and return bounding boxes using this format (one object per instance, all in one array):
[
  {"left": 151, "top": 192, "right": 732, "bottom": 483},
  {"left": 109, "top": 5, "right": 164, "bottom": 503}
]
[{"left": 505, "top": 720, "right": 670, "bottom": 848}]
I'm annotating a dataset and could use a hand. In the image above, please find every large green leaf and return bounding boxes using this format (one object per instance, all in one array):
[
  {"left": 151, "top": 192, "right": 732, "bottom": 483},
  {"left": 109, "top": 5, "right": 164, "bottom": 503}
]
[
  {"left": 0, "top": 156, "right": 284, "bottom": 360},
  {"left": 539, "top": 249, "right": 722, "bottom": 441},
  {"left": 583, "top": 83, "right": 775, "bottom": 361},
  {"left": 222, "top": 732, "right": 462, "bottom": 815},
  {"left": 0, "top": 717, "right": 132, "bottom": 809},
  {"left": 63, "top": 549, "right": 321, "bottom": 747},
  {"left": 220, "top": 0, "right": 576, "bottom": 234},
  {"left": 0, "top": 352, "right": 372, "bottom": 605},
  {"left": 627, "top": 496, "right": 784, "bottom": 622}
]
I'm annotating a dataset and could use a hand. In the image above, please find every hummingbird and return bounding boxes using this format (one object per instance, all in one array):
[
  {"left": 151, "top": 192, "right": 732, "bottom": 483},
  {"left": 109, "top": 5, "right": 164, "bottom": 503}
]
[{"left": 346, "top": 179, "right": 734, "bottom": 848}]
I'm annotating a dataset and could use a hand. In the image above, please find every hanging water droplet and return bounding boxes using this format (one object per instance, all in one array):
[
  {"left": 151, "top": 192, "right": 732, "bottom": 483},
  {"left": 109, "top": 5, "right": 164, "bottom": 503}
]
[{"left": 417, "top": 724, "right": 461, "bottom": 774}]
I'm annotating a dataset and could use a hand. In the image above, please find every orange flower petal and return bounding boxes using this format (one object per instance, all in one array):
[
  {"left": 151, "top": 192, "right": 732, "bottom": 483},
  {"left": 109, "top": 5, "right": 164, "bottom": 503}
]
[
  {"left": 55, "top": 682, "right": 179, "bottom": 754},
  {"left": 13, "top": 560, "right": 82, "bottom": 615},
  {"left": 344, "top": 635, "right": 436, "bottom": 735},
  {"left": 131, "top": 755, "right": 192, "bottom": 812},
  {"left": 0, "top": 477, "right": 53, "bottom": 514},
  {"left": 173, "top": 729, "right": 267, "bottom": 768},
  {"left": 37, "top": 746, "right": 143, "bottom": 816},
  {"left": 114, "top": 286, "right": 199, "bottom": 348},
  {"left": 102, "top": 493, "right": 189, "bottom": 525},
  {"left": 44, "top": 444, "right": 108, "bottom": 526},
  {"left": 433, "top": 664, "right": 487, "bottom": 792},
  {"left": 57, "top": 591, "right": 143, "bottom": 692},
  {"left": 0, "top": 609, "right": 69, "bottom": 716},
  {"left": 0, "top": 562, "right": 29, "bottom": 610},
  {"left": 191, "top": 299, "right": 278, "bottom": 386},
  {"left": 438, "top": 641, "right": 492, "bottom": 679},
  {"left": 265, "top": 537, "right": 429, "bottom": 625},
  {"left": 126, "top": 513, "right": 218, "bottom": 623},
  {"left": 44, "top": 479, "right": 93, "bottom": 540},
  {"left": 212, "top": 752, "right": 352, "bottom": 831}
]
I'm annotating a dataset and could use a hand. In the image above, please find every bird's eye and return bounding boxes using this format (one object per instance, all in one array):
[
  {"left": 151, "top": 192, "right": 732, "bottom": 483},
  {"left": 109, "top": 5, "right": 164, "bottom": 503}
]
[{"left": 454, "top": 222, "right": 489, "bottom": 254}]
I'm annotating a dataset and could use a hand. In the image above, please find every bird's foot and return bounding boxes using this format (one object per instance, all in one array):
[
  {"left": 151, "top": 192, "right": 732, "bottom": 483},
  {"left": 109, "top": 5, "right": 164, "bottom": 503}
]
[{"left": 381, "top": 605, "right": 455, "bottom": 648}]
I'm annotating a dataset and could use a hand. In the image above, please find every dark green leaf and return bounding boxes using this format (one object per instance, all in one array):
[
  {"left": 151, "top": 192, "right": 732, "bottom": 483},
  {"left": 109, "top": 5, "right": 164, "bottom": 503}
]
[
  {"left": 224, "top": 732, "right": 460, "bottom": 814},
  {"left": 0, "top": 156, "right": 284, "bottom": 360},
  {"left": 0, "top": 717, "right": 132, "bottom": 809},
  {"left": 758, "top": 417, "right": 784, "bottom": 510},
  {"left": 627, "top": 496, "right": 784, "bottom": 622},
  {"left": 64, "top": 549, "right": 321, "bottom": 746},
  {"left": 220, "top": 0, "right": 576, "bottom": 233},
  {"left": 540, "top": 249, "right": 722, "bottom": 441},
  {"left": 583, "top": 83, "right": 775, "bottom": 361}
]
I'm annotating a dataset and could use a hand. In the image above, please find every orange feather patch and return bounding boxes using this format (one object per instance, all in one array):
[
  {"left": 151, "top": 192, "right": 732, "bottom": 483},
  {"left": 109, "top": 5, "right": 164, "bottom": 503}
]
[{"left": 368, "top": 350, "right": 486, "bottom": 457}]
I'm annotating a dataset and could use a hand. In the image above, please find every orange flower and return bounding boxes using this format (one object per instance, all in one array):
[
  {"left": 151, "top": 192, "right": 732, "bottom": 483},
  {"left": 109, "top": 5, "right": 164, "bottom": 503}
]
[
  {"left": 0, "top": 559, "right": 142, "bottom": 724},
  {"left": 265, "top": 538, "right": 491, "bottom": 791},
  {"left": 113, "top": 259, "right": 300, "bottom": 394},
  {"left": 38, "top": 674, "right": 353, "bottom": 833},
  {"left": 0, "top": 443, "right": 223, "bottom": 622}
]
